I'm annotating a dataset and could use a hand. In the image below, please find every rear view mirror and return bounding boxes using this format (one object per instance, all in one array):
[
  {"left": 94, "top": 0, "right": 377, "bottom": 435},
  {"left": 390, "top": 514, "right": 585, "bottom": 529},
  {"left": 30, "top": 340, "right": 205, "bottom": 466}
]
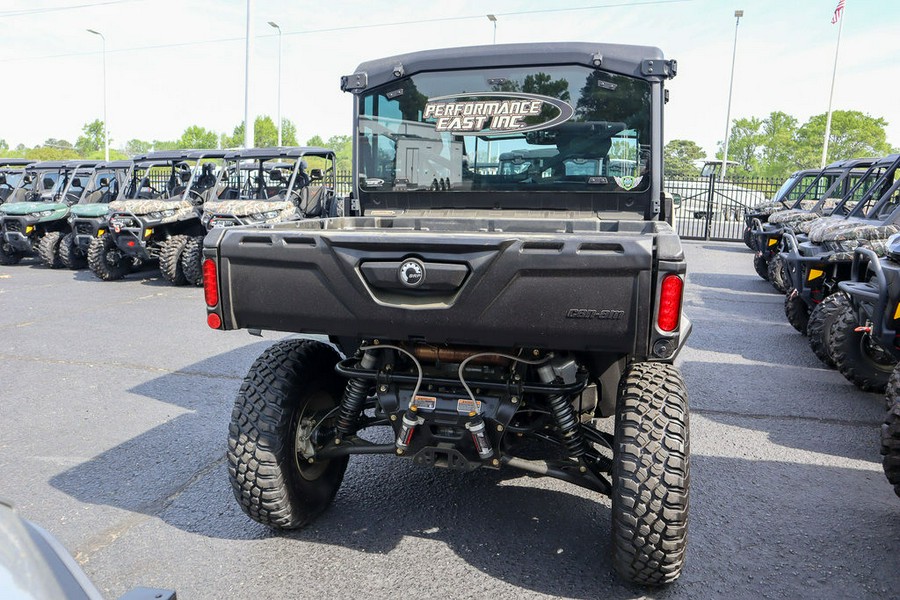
[
  {"left": 310, "top": 169, "right": 323, "bottom": 180},
  {"left": 98, "top": 177, "right": 110, "bottom": 187},
  {"left": 71, "top": 178, "right": 82, "bottom": 188}
]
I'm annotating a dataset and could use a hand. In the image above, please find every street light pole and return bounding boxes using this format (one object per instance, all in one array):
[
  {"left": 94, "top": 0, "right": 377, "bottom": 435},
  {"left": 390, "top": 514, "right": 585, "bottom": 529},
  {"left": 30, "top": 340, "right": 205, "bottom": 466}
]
[
  {"left": 86, "top": 29, "right": 108, "bottom": 161},
  {"left": 720, "top": 9, "right": 743, "bottom": 181},
  {"left": 243, "top": 0, "right": 254, "bottom": 148},
  {"left": 268, "top": 21, "right": 282, "bottom": 147},
  {"left": 487, "top": 14, "right": 497, "bottom": 44}
]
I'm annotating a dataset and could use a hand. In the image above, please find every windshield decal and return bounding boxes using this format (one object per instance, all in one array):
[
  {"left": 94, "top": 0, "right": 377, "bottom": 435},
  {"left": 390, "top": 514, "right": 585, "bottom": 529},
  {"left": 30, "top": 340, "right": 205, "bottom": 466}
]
[
  {"left": 423, "top": 92, "right": 574, "bottom": 136},
  {"left": 615, "top": 175, "right": 642, "bottom": 191}
]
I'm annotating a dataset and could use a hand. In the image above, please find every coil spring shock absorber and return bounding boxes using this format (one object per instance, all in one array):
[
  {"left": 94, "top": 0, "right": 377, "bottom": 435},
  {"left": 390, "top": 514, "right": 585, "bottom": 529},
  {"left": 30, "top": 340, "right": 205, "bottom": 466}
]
[
  {"left": 336, "top": 350, "right": 377, "bottom": 439},
  {"left": 538, "top": 363, "right": 587, "bottom": 459}
]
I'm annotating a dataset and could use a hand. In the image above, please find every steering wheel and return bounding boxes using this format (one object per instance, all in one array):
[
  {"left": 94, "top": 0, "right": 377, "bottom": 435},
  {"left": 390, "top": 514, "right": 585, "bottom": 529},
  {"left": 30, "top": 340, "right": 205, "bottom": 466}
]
[{"left": 188, "top": 188, "right": 205, "bottom": 204}]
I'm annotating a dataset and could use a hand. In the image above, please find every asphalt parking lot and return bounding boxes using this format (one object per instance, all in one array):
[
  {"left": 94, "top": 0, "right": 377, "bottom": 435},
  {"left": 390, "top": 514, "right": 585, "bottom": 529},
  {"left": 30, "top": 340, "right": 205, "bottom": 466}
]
[{"left": 1, "top": 240, "right": 898, "bottom": 599}]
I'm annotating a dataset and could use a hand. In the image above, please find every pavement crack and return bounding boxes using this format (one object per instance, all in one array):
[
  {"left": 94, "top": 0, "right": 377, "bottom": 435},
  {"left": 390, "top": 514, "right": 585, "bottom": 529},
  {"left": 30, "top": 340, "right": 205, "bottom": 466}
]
[
  {"left": 693, "top": 407, "right": 878, "bottom": 428},
  {"left": 74, "top": 454, "right": 227, "bottom": 564}
]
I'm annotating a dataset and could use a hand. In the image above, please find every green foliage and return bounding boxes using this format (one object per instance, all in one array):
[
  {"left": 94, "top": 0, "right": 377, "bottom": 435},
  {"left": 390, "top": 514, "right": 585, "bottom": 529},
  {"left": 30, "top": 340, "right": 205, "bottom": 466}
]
[
  {"left": 124, "top": 139, "right": 152, "bottom": 156},
  {"left": 222, "top": 115, "right": 298, "bottom": 148},
  {"left": 179, "top": 125, "right": 219, "bottom": 149},
  {"left": 717, "top": 109, "right": 892, "bottom": 179},
  {"left": 75, "top": 119, "right": 105, "bottom": 155},
  {"left": 306, "top": 135, "right": 325, "bottom": 148},
  {"left": 0, "top": 139, "right": 8, "bottom": 152},
  {"left": 25, "top": 146, "right": 80, "bottom": 160},
  {"left": 664, "top": 139, "right": 705, "bottom": 177},
  {"left": 326, "top": 135, "right": 352, "bottom": 171},
  {"left": 795, "top": 110, "right": 892, "bottom": 166}
]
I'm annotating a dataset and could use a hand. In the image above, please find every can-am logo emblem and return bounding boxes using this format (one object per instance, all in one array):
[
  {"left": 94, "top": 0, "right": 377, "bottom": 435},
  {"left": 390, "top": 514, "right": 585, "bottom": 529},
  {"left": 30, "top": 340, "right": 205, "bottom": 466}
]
[
  {"left": 399, "top": 259, "right": 425, "bottom": 288},
  {"left": 423, "top": 92, "right": 574, "bottom": 135}
]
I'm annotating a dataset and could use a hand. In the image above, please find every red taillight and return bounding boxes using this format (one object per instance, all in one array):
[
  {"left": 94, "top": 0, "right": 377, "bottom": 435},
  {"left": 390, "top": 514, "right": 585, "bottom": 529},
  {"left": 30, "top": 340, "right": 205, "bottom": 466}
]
[
  {"left": 657, "top": 274, "right": 683, "bottom": 332},
  {"left": 203, "top": 258, "right": 218, "bottom": 307},
  {"left": 207, "top": 313, "right": 222, "bottom": 329}
]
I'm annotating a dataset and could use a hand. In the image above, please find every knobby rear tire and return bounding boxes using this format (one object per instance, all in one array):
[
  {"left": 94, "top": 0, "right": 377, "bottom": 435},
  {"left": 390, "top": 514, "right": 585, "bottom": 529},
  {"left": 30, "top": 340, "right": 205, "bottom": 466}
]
[
  {"left": 611, "top": 362, "right": 690, "bottom": 586},
  {"left": 227, "top": 339, "right": 349, "bottom": 529}
]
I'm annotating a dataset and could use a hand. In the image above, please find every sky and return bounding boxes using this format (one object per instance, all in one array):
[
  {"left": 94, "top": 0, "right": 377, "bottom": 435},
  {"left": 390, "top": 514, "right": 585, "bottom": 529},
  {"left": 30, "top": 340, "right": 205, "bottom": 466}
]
[{"left": 1, "top": 0, "right": 897, "bottom": 159}]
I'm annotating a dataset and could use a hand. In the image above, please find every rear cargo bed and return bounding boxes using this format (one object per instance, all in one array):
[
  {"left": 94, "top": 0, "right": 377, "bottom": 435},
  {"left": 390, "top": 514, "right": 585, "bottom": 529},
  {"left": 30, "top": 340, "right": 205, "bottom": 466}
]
[{"left": 206, "top": 214, "right": 683, "bottom": 353}]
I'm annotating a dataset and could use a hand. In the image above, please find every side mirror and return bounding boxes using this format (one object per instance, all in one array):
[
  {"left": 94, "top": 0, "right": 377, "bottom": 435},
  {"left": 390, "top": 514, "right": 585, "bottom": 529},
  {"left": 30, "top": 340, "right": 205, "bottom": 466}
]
[
  {"left": 98, "top": 177, "right": 110, "bottom": 187},
  {"left": 310, "top": 168, "right": 323, "bottom": 181},
  {"left": 71, "top": 178, "right": 82, "bottom": 188},
  {"left": 23, "top": 174, "right": 33, "bottom": 183}
]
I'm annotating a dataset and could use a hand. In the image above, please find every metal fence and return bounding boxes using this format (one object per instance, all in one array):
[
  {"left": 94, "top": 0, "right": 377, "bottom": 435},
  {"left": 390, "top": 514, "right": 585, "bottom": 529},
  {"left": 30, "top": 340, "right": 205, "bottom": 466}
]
[
  {"left": 330, "top": 171, "right": 783, "bottom": 242},
  {"left": 667, "top": 175, "right": 783, "bottom": 241}
]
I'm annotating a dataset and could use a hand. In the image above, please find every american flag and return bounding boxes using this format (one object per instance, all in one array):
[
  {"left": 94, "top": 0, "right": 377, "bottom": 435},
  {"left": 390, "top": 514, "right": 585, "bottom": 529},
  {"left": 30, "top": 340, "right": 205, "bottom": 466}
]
[{"left": 832, "top": 0, "right": 845, "bottom": 24}]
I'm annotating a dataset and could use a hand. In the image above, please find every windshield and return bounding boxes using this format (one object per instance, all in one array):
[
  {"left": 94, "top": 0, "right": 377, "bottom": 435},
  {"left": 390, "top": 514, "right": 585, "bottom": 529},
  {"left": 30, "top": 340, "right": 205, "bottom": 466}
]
[
  {"left": 218, "top": 159, "right": 302, "bottom": 201},
  {"left": 358, "top": 65, "right": 652, "bottom": 195}
]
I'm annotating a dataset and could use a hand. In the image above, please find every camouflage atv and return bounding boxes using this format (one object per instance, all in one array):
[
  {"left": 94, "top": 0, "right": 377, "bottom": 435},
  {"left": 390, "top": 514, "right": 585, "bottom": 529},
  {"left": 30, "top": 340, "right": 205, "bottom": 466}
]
[
  {"left": 781, "top": 154, "right": 900, "bottom": 363},
  {"left": 751, "top": 158, "right": 876, "bottom": 291},
  {"left": 883, "top": 367, "right": 900, "bottom": 498},
  {"left": 60, "top": 160, "right": 134, "bottom": 269},
  {"left": 0, "top": 160, "right": 98, "bottom": 265},
  {"left": 743, "top": 167, "right": 821, "bottom": 249},
  {"left": 182, "top": 146, "right": 338, "bottom": 285},
  {"left": 88, "top": 150, "right": 225, "bottom": 284}
]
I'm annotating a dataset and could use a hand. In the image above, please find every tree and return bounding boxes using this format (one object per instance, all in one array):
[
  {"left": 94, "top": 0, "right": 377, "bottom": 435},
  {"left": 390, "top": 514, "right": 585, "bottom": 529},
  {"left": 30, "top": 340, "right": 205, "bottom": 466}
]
[
  {"left": 305, "top": 135, "right": 325, "bottom": 148},
  {"left": 125, "top": 139, "right": 152, "bottom": 156},
  {"left": 326, "top": 134, "right": 352, "bottom": 171},
  {"left": 758, "top": 111, "right": 799, "bottom": 178},
  {"left": 179, "top": 125, "right": 219, "bottom": 149},
  {"left": 716, "top": 116, "right": 763, "bottom": 177},
  {"left": 75, "top": 119, "right": 105, "bottom": 155},
  {"left": 795, "top": 110, "right": 892, "bottom": 167},
  {"left": 0, "top": 139, "right": 7, "bottom": 152},
  {"left": 221, "top": 115, "right": 299, "bottom": 148},
  {"left": 43, "top": 138, "right": 73, "bottom": 150},
  {"left": 664, "top": 139, "right": 705, "bottom": 177}
]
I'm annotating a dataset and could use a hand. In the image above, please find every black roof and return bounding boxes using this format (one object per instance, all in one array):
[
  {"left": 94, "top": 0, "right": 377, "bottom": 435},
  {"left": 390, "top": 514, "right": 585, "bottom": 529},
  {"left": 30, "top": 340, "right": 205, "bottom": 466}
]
[
  {"left": 64, "top": 160, "right": 101, "bottom": 169},
  {"left": 224, "top": 146, "right": 335, "bottom": 160},
  {"left": 96, "top": 160, "right": 134, "bottom": 169},
  {"left": 26, "top": 160, "right": 71, "bottom": 169},
  {"left": 0, "top": 159, "right": 34, "bottom": 167},
  {"left": 132, "top": 149, "right": 227, "bottom": 163},
  {"left": 346, "top": 42, "right": 672, "bottom": 93}
]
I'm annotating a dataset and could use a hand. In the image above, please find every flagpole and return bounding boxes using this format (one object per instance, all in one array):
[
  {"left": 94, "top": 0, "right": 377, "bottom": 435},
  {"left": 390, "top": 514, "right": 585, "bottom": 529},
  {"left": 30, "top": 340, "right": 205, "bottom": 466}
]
[{"left": 821, "top": 6, "right": 845, "bottom": 168}]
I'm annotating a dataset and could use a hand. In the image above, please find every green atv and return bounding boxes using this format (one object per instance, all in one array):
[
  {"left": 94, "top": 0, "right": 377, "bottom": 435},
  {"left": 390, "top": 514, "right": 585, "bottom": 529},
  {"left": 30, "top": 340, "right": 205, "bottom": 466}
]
[
  {"left": 61, "top": 160, "right": 134, "bottom": 269},
  {"left": 0, "top": 160, "right": 98, "bottom": 265},
  {"left": 0, "top": 159, "right": 34, "bottom": 203}
]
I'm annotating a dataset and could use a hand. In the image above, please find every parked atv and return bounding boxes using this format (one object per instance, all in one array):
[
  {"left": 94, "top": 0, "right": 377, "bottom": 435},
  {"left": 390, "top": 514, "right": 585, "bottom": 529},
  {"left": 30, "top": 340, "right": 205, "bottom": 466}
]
[
  {"left": 60, "top": 160, "right": 134, "bottom": 269},
  {"left": 88, "top": 150, "right": 225, "bottom": 284},
  {"left": 883, "top": 367, "right": 900, "bottom": 498},
  {"left": 180, "top": 146, "right": 338, "bottom": 285},
  {"left": 204, "top": 43, "right": 690, "bottom": 585},
  {"left": 751, "top": 158, "right": 876, "bottom": 291},
  {"left": 0, "top": 159, "right": 34, "bottom": 203},
  {"left": 781, "top": 153, "right": 900, "bottom": 341},
  {"left": 0, "top": 160, "right": 99, "bottom": 265},
  {"left": 743, "top": 167, "right": 822, "bottom": 249}
]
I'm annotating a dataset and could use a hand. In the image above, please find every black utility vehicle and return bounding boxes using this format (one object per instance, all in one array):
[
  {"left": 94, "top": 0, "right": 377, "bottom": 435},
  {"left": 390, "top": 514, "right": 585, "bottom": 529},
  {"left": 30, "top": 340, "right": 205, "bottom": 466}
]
[
  {"left": 0, "top": 160, "right": 98, "bottom": 265},
  {"left": 751, "top": 158, "right": 876, "bottom": 289},
  {"left": 182, "top": 147, "right": 338, "bottom": 285},
  {"left": 781, "top": 154, "right": 900, "bottom": 339},
  {"left": 203, "top": 43, "right": 690, "bottom": 585},
  {"left": 63, "top": 160, "right": 133, "bottom": 269},
  {"left": 89, "top": 150, "right": 225, "bottom": 283},
  {"left": 743, "top": 167, "right": 822, "bottom": 249},
  {"left": 0, "top": 159, "right": 34, "bottom": 202}
]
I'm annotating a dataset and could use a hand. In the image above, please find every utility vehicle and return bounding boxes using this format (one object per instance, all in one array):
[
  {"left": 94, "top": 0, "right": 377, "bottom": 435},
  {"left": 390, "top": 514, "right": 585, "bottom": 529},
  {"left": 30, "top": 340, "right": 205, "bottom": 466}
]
[
  {"left": 751, "top": 158, "right": 879, "bottom": 291},
  {"left": 741, "top": 167, "right": 822, "bottom": 249},
  {"left": 0, "top": 159, "right": 34, "bottom": 202},
  {"left": 781, "top": 154, "right": 900, "bottom": 342},
  {"left": 88, "top": 150, "right": 225, "bottom": 283},
  {"left": 203, "top": 43, "right": 689, "bottom": 585},
  {"left": 182, "top": 147, "right": 338, "bottom": 285},
  {"left": 0, "top": 160, "right": 98, "bottom": 265},
  {"left": 61, "top": 160, "right": 134, "bottom": 269}
]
